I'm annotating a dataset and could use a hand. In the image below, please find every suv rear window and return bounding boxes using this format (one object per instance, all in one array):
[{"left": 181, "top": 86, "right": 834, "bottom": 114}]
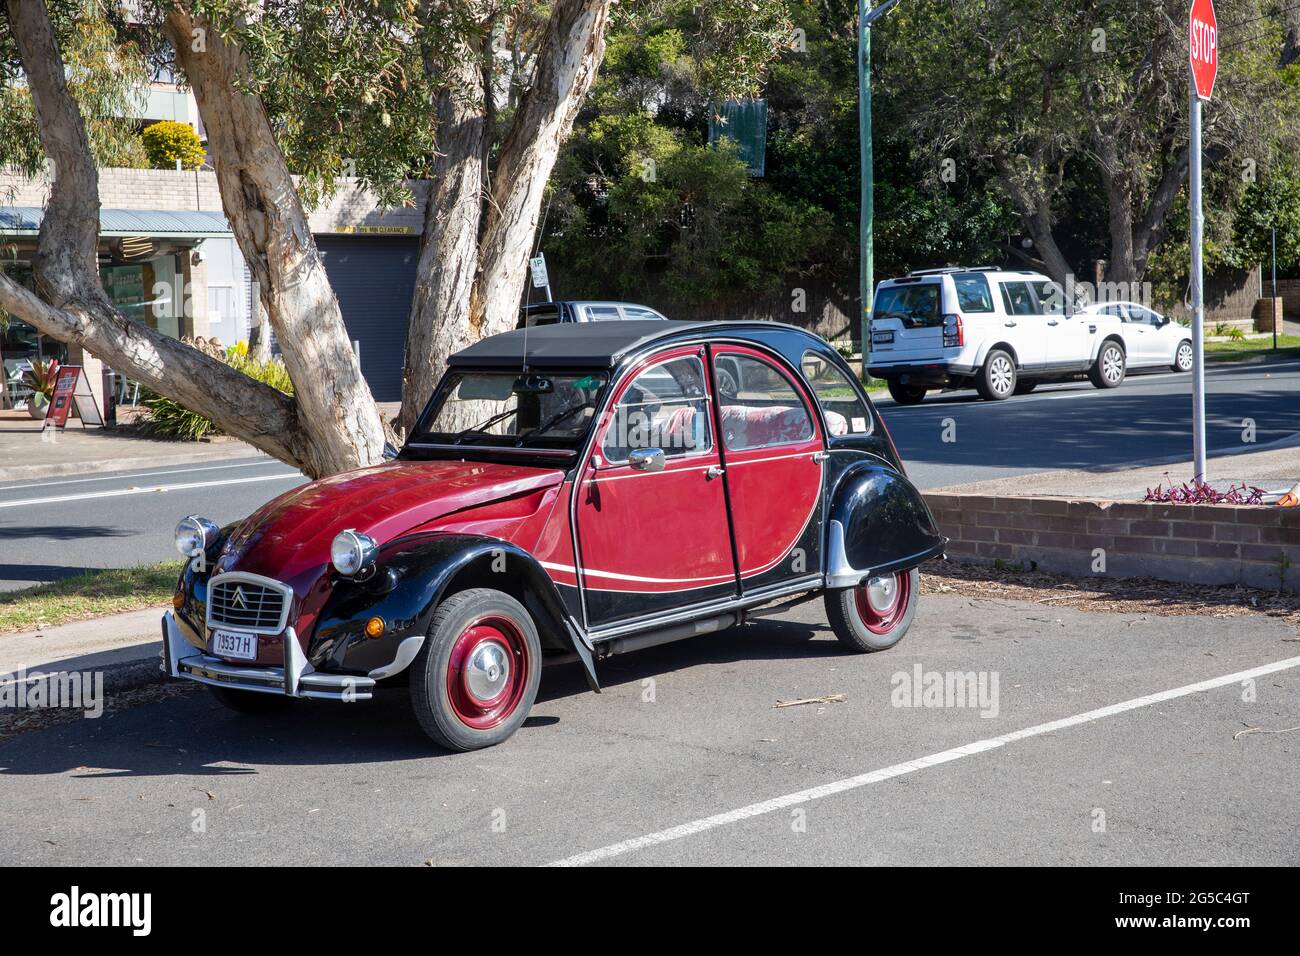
[
  {"left": 953, "top": 274, "right": 994, "bottom": 312},
  {"left": 874, "top": 283, "right": 942, "bottom": 328}
]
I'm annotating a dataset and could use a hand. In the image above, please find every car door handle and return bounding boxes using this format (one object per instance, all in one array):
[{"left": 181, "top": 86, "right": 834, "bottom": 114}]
[
  {"left": 1004, "top": 321, "right": 1017, "bottom": 327},
  {"left": 1047, "top": 320, "right": 1059, "bottom": 326},
  {"left": 705, "top": 465, "right": 724, "bottom": 480}
]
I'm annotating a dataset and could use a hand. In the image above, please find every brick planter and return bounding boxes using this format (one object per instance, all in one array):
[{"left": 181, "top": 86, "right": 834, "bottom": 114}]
[{"left": 924, "top": 493, "right": 1300, "bottom": 592}]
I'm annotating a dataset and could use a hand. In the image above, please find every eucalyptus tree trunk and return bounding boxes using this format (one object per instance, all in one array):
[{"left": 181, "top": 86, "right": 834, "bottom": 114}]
[
  {"left": 399, "top": 0, "right": 613, "bottom": 434},
  {"left": 162, "top": 5, "right": 390, "bottom": 475},
  {"left": 0, "top": 0, "right": 310, "bottom": 467}
]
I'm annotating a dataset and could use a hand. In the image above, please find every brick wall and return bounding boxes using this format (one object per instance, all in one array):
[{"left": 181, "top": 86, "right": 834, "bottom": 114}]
[
  {"left": 924, "top": 492, "right": 1300, "bottom": 592},
  {"left": 1, "top": 167, "right": 427, "bottom": 234}
]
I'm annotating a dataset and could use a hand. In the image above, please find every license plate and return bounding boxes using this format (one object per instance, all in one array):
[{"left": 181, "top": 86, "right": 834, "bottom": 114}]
[
  {"left": 872, "top": 330, "right": 894, "bottom": 345},
  {"left": 211, "top": 629, "right": 258, "bottom": 661}
]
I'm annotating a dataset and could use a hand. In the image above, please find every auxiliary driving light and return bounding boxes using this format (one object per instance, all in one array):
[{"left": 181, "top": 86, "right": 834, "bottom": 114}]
[
  {"left": 174, "top": 515, "right": 219, "bottom": 558},
  {"left": 364, "top": 617, "right": 386, "bottom": 639},
  {"left": 331, "top": 529, "right": 378, "bottom": 577}
]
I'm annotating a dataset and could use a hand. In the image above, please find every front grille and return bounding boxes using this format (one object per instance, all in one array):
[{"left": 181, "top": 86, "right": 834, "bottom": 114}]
[{"left": 207, "top": 575, "right": 291, "bottom": 632}]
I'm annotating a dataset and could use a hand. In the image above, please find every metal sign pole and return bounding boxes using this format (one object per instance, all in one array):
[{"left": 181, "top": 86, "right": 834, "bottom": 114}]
[{"left": 1188, "top": 78, "right": 1208, "bottom": 482}]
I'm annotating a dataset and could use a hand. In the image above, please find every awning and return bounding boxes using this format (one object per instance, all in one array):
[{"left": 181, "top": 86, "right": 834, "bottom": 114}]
[{"left": 0, "top": 206, "right": 232, "bottom": 239}]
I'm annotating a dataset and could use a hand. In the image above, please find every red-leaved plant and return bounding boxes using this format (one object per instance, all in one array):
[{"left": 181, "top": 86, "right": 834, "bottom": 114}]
[{"left": 1144, "top": 476, "right": 1267, "bottom": 505}]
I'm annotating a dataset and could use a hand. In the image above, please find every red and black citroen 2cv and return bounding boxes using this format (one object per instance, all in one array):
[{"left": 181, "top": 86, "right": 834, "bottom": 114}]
[{"left": 162, "top": 321, "right": 945, "bottom": 750}]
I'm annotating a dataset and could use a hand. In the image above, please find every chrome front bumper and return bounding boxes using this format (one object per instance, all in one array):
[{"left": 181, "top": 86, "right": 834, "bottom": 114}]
[{"left": 161, "top": 611, "right": 375, "bottom": 701}]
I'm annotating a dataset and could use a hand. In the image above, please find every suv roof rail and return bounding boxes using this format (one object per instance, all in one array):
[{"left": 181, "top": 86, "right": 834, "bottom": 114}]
[{"left": 908, "top": 264, "right": 1007, "bottom": 276}]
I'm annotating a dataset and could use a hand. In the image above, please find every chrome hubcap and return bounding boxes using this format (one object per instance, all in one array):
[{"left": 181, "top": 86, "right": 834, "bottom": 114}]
[
  {"left": 464, "top": 639, "right": 511, "bottom": 702},
  {"left": 865, "top": 574, "right": 899, "bottom": 613},
  {"left": 990, "top": 357, "right": 1013, "bottom": 394},
  {"left": 1103, "top": 349, "right": 1122, "bottom": 381}
]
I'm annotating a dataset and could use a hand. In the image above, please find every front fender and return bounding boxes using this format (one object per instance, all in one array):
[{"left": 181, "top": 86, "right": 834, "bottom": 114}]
[
  {"left": 825, "top": 464, "right": 945, "bottom": 588},
  {"left": 312, "top": 533, "right": 599, "bottom": 691}
]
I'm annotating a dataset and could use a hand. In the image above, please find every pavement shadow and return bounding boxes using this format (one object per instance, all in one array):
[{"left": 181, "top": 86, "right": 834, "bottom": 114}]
[
  {"left": 0, "top": 525, "right": 131, "bottom": 541},
  {"left": 0, "top": 563, "right": 97, "bottom": 584},
  {"left": 0, "top": 618, "right": 842, "bottom": 777}
]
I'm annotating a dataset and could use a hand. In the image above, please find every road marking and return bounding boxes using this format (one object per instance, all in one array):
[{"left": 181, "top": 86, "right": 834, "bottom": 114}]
[
  {"left": 0, "top": 458, "right": 283, "bottom": 493},
  {"left": 548, "top": 654, "right": 1300, "bottom": 866},
  {"left": 0, "top": 473, "right": 300, "bottom": 509}
]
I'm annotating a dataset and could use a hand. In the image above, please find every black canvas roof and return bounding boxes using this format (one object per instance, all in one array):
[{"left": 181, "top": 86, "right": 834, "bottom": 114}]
[{"left": 447, "top": 320, "right": 715, "bottom": 369}]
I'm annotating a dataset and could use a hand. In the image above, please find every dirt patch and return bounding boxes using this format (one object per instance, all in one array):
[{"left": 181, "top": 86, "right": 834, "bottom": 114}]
[{"left": 923, "top": 559, "right": 1300, "bottom": 631}]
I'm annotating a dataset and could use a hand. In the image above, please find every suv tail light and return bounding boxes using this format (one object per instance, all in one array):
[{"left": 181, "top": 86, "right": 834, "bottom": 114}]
[{"left": 942, "top": 313, "right": 964, "bottom": 347}]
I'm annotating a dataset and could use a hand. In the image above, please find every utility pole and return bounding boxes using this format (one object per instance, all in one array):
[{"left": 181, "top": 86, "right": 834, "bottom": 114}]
[
  {"left": 1272, "top": 225, "right": 1278, "bottom": 351},
  {"left": 858, "top": 0, "right": 901, "bottom": 377}
]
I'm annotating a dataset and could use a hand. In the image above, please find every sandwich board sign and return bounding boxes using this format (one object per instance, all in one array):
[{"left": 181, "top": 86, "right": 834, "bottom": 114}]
[{"left": 42, "top": 365, "right": 104, "bottom": 431}]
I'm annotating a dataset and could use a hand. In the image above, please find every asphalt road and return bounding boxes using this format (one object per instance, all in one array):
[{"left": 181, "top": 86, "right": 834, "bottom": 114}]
[
  {"left": 1, "top": 593, "right": 1295, "bottom": 866},
  {"left": 879, "top": 356, "right": 1300, "bottom": 490},
  {"left": 0, "top": 458, "right": 306, "bottom": 592},
  {"left": 0, "top": 354, "right": 1296, "bottom": 591}
]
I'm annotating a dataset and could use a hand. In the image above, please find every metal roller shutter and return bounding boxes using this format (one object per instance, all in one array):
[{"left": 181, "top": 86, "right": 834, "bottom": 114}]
[{"left": 316, "top": 236, "right": 418, "bottom": 402}]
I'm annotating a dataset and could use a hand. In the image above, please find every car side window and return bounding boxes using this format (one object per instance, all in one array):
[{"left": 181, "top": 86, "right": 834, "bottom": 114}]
[
  {"left": 800, "top": 352, "right": 871, "bottom": 437},
  {"left": 1000, "top": 282, "right": 1036, "bottom": 316},
  {"left": 601, "top": 356, "right": 712, "bottom": 463},
  {"left": 952, "top": 274, "right": 994, "bottom": 312},
  {"left": 622, "top": 306, "right": 660, "bottom": 320},
  {"left": 586, "top": 306, "right": 622, "bottom": 321},
  {"left": 715, "top": 354, "right": 814, "bottom": 451}
]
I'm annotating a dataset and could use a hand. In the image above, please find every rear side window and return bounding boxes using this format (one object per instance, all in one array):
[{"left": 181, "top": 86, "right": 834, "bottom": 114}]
[
  {"left": 873, "top": 283, "right": 942, "bottom": 328},
  {"left": 1033, "top": 281, "right": 1064, "bottom": 314},
  {"left": 999, "top": 282, "right": 1036, "bottom": 316},
  {"left": 585, "top": 306, "right": 622, "bottom": 321},
  {"left": 801, "top": 352, "right": 872, "bottom": 436},
  {"left": 715, "top": 354, "right": 814, "bottom": 451},
  {"left": 952, "top": 274, "right": 994, "bottom": 312}
]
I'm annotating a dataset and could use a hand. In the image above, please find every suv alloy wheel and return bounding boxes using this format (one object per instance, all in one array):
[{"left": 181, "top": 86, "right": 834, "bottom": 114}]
[{"left": 975, "top": 349, "right": 1016, "bottom": 401}]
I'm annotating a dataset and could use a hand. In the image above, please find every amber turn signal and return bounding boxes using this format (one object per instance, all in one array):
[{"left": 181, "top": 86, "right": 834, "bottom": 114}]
[
  {"left": 172, "top": 590, "right": 185, "bottom": 610},
  {"left": 364, "top": 616, "right": 386, "bottom": 639}
]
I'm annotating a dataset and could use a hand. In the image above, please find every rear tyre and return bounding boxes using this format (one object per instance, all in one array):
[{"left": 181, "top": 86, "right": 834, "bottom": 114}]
[
  {"left": 975, "top": 350, "right": 1016, "bottom": 401},
  {"left": 886, "top": 380, "right": 927, "bottom": 405},
  {"left": 1172, "top": 340, "right": 1193, "bottom": 372},
  {"left": 207, "top": 685, "right": 293, "bottom": 715},
  {"left": 1013, "top": 379, "right": 1038, "bottom": 395},
  {"left": 410, "top": 588, "right": 541, "bottom": 752},
  {"left": 824, "top": 568, "right": 920, "bottom": 652},
  {"left": 1088, "top": 340, "right": 1126, "bottom": 389}
]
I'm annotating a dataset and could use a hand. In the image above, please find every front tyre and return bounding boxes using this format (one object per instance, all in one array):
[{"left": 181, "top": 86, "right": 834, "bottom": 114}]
[
  {"left": 976, "top": 349, "right": 1016, "bottom": 400},
  {"left": 1172, "top": 340, "right": 1193, "bottom": 372},
  {"left": 1088, "top": 340, "right": 1126, "bottom": 389},
  {"left": 886, "top": 380, "right": 928, "bottom": 405},
  {"left": 824, "top": 567, "right": 919, "bottom": 652},
  {"left": 410, "top": 588, "right": 541, "bottom": 752}
]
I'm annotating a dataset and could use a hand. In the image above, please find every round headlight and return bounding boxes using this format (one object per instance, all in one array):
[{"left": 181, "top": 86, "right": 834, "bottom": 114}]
[
  {"left": 174, "top": 516, "right": 218, "bottom": 557},
  {"left": 331, "top": 529, "right": 377, "bottom": 576}
]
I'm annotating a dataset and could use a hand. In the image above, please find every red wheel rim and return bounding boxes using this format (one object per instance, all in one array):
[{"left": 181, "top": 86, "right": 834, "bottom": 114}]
[
  {"left": 853, "top": 571, "right": 910, "bottom": 635},
  {"left": 445, "top": 615, "right": 530, "bottom": 730}
]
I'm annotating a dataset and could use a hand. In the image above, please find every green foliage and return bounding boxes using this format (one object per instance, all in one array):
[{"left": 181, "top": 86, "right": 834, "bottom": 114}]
[
  {"left": 0, "top": 1, "right": 149, "bottom": 174},
  {"left": 21, "top": 356, "right": 60, "bottom": 403},
  {"left": 141, "top": 119, "right": 205, "bottom": 170},
  {"left": 139, "top": 343, "right": 294, "bottom": 441}
]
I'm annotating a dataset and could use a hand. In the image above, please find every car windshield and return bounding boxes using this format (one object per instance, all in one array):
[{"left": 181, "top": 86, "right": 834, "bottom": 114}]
[{"left": 412, "top": 370, "right": 609, "bottom": 450}]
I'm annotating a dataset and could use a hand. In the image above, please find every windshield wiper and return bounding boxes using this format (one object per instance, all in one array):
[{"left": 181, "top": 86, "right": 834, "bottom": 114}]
[
  {"left": 518, "top": 401, "right": 594, "bottom": 443},
  {"left": 452, "top": 408, "right": 518, "bottom": 443}
]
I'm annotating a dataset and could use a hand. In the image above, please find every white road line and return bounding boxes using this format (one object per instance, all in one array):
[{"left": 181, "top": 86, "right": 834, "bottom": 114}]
[
  {"left": 548, "top": 654, "right": 1300, "bottom": 867},
  {"left": 0, "top": 473, "right": 300, "bottom": 509},
  {"left": 0, "top": 458, "right": 282, "bottom": 493}
]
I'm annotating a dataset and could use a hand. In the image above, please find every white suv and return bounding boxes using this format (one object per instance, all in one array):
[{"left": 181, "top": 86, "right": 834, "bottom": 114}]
[{"left": 866, "top": 268, "right": 1135, "bottom": 404}]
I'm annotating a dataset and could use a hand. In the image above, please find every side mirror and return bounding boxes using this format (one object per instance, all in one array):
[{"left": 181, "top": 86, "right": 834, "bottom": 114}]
[{"left": 628, "top": 448, "right": 666, "bottom": 472}]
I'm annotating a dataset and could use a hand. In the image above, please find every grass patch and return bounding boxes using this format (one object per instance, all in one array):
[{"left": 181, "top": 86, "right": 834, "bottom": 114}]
[
  {"left": 0, "top": 561, "right": 183, "bottom": 633},
  {"left": 1204, "top": 336, "right": 1300, "bottom": 361}
]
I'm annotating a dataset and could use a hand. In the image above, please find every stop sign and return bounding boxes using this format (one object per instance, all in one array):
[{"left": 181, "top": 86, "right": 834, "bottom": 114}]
[{"left": 1189, "top": 0, "right": 1218, "bottom": 100}]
